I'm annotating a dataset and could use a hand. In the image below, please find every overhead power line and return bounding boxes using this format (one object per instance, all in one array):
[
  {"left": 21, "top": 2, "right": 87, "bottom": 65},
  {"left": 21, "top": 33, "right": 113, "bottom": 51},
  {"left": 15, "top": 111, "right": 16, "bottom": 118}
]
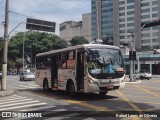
[{"left": 9, "top": 11, "right": 32, "bottom": 18}]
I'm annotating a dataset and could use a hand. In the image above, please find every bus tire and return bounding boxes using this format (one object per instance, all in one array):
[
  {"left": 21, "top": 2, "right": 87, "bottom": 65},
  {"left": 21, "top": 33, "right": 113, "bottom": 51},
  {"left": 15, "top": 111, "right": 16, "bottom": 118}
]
[
  {"left": 43, "top": 79, "right": 49, "bottom": 91},
  {"left": 140, "top": 76, "right": 143, "bottom": 80},
  {"left": 68, "top": 81, "right": 76, "bottom": 97},
  {"left": 99, "top": 91, "right": 108, "bottom": 96}
]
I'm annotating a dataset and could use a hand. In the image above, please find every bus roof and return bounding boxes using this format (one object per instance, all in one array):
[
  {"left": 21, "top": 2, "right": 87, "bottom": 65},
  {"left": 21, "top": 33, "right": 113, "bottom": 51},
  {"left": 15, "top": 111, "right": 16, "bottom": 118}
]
[{"left": 36, "top": 44, "right": 120, "bottom": 57}]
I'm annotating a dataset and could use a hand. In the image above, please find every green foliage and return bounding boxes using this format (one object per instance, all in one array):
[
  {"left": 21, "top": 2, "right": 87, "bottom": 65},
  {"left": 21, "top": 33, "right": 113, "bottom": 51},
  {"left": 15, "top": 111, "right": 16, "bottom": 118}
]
[
  {"left": 8, "top": 59, "right": 15, "bottom": 70},
  {"left": 15, "top": 58, "right": 23, "bottom": 69},
  {"left": 70, "top": 36, "right": 89, "bottom": 46},
  {"left": 8, "top": 31, "right": 67, "bottom": 69}
]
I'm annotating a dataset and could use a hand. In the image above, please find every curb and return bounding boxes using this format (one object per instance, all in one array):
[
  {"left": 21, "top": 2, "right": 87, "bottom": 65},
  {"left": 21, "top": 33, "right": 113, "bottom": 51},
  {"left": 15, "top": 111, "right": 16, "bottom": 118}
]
[
  {"left": 125, "top": 80, "right": 141, "bottom": 84},
  {"left": 0, "top": 89, "right": 14, "bottom": 97}
]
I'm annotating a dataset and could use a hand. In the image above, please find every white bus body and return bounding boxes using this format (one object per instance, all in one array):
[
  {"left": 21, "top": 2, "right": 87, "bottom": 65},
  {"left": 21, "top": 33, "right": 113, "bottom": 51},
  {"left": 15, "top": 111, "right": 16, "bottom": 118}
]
[{"left": 35, "top": 44, "right": 125, "bottom": 96}]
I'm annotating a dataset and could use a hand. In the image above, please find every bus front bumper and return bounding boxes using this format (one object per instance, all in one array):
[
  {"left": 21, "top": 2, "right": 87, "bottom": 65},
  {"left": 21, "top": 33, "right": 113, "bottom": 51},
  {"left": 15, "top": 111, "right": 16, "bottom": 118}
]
[{"left": 84, "top": 80, "right": 125, "bottom": 93}]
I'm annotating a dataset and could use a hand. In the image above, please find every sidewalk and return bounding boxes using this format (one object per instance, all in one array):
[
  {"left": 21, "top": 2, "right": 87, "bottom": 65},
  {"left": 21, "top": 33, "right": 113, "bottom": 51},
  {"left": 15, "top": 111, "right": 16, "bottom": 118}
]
[
  {"left": 125, "top": 75, "right": 142, "bottom": 84},
  {"left": 0, "top": 86, "right": 14, "bottom": 97},
  {"left": 125, "top": 78, "right": 141, "bottom": 84}
]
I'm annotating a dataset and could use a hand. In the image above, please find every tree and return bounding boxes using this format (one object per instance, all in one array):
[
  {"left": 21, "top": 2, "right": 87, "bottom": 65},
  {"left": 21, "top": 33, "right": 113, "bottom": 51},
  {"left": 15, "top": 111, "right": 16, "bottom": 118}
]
[
  {"left": 8, "top": 31, "right": 67, "bottom": 70},
  {"left": 15, "top": 58, "right": 24, "bottom": 74},
  {"left": 70, "top": 36, "right": 89, "bottom": 46}
]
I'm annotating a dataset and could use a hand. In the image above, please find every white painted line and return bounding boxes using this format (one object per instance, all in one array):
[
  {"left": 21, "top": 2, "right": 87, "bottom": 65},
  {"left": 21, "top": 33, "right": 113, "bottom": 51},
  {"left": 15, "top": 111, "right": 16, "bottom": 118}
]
[
  {"left": 0, "top": 99, "right": 33, "bottom": 105},
  {"left": 0, "top": 97, "right": 27, "bottom": 102},
  {"left": 18, "top": 84, "right": 38, "bottom": 89},
  {"left": 0, "top": 95, "right": 26, "bottom": 99},
  {"left": 83, "top": 118, "right": 96, "bottom": 120},
  {"left": 20, "top": 106, "right": 55, "bottom": 112},
  {"left": 27, "top": 84, "right": 39, "bottom": 87},
  {"left": 0, "top": 102, "right": 47, "bottom": 111},
  {"left": 0, "top": 100, "right": 39, "bottom": 108}
]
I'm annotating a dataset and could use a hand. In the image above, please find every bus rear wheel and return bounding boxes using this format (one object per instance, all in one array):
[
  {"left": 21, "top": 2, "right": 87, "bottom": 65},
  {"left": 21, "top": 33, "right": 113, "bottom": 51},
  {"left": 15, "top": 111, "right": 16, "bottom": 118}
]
[
  {"left": 99, "top": 91, "right": 108, "bottom": 96},
  {"left": 43, "top": 79, "right": 49, "bottom": 91},
  {"left": 68, "top": 81, "right": 76, "bottom": 97}
]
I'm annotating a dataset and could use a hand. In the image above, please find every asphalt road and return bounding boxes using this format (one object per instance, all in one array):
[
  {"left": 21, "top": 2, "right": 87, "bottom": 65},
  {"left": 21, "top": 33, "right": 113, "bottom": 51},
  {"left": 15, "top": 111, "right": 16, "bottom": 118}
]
[{"left": 0, "top": 75, "right": 159, "bottom": 120}]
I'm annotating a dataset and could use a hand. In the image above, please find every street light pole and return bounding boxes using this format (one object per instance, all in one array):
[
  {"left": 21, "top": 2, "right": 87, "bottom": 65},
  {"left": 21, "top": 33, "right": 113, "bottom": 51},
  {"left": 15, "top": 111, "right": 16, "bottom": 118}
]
[
  {"left": 1, "top": 0, "right": 9, "bottom": 90},
  {"left": 23, "top": 32, "right": 25, "bottom": 73},
  {"left": 129, "top": 23, "right": 146, "bottom": 82},
  {"left": 96, "top": 0, "right": 100, "bottom": 43}
]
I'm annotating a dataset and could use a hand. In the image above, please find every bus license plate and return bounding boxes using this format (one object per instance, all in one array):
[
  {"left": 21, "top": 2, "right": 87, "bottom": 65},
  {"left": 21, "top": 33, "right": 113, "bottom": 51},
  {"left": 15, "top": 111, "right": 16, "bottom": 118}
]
[{"left": 107, "top": 86, "right": 114, "bottom": 89}]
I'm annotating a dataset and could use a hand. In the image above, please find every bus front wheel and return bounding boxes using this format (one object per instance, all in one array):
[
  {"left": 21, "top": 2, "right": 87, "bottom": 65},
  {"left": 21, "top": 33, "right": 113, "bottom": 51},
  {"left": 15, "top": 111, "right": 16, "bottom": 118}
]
[
  {"left": 43, "top": 79, "right": 49, "bottom": 91},
  {"left": 99, "top": 91, "right": 108, "bottom": 96}
]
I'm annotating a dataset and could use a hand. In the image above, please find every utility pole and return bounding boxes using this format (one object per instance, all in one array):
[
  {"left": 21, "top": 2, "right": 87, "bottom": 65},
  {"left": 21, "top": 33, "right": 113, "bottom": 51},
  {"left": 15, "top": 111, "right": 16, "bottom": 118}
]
[
  {"left": 2, "top": 0, "right": 9, "bottom": 90},
  {"left": 129, "top": 37, "right": 133, "bottom": 82},
  {"left": 129, "top": 33, "right": 136, "bottom": 82}
]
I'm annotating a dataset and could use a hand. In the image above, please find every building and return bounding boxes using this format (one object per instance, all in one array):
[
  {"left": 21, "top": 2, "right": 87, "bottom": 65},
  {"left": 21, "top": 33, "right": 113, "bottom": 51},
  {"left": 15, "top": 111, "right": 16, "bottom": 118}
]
[
  {"left": 82, "top": 13, "right": 92, "bottom": 42},
  {"left": 91, "top": 0, "right": 119, "bottom": 46},
  {"left": 91, "top": 0, "right": 160, "bottom": 51},
  {"left": 60, "top": 21, "right": 82, "bottom": 42},
  {"left": 60, "top": 13, "right": 92, "bottom": 42}
]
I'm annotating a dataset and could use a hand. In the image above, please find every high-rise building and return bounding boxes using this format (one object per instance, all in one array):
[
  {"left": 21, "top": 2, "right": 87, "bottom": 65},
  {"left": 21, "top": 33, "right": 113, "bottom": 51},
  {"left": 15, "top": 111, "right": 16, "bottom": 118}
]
[
  {"left": 92, "top": 0, "right": 119, "bottom": 46},
  {"left": 91, "top": 0, "right": 160, "bottom": 51}
]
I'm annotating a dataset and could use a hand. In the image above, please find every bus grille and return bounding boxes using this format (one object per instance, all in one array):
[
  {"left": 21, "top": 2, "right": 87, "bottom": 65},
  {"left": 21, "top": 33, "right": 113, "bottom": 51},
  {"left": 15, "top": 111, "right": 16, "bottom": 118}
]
[{"left": 99, "top": 81, "right": 120, "bottom": 86}]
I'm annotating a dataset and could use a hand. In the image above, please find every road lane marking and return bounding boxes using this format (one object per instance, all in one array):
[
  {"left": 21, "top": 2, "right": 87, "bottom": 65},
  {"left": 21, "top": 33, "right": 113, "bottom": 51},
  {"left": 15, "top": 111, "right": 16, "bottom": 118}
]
[
  {"left": 120, "top": 91, "right": 146, "bottom": 93},
  {"left": 132, "top": 85, "right": 159, "bottom": 97},
  {"left": 138, "top": 86, "right": 160, "bottom": 90},
  {"left": 150, "top": 81, "right": 160, "bottom": 83},
  {"left": 64, "top": 100, "right": 138, "bottom": 120},
  {"left": 0, "top": 100, "right": 39, "bottom": 108},
  {"left": 131, "top": 101, "right": 160, "bottom": 105},
  {"left": 19, "top": 84, "right": 38, "bottom": 89},
  {"left": 20, "top": 105, "right": 55, "bottom": 112},
  {"left": 0, "top": 99, "right": 33, "bottom": 105},
  {"left": 0, "top": 97, "right": 27, "bottom": 102},
  {"left": 26, "top": 84, "right": 39, "bottom": 87},
  {"left": 0, "top": 95, "right": 26, "bottom": 100},
  {"left": 116, "top": 90, "right": 151, "bottom": 120},
  {"left": 125, "top": 94, "right": 160, "bottom": 98},
  {"left": 116, "top": 90, "right": 143, "bottom": 112},
  {"left": 0, "top": 102, "right": 47, "bottom": 111},
  {"left": 64, "top": 100, "right": 110, "bottom": 111}
]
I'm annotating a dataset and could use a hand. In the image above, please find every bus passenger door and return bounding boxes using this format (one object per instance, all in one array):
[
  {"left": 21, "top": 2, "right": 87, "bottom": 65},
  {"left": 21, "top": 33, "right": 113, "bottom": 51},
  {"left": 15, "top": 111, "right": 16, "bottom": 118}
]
[
  {"left": 51, "top": 55, "right": 58, "bottom": 89},
  {"left": 76, "top": 52, "right": 84, "bottom": 91}
]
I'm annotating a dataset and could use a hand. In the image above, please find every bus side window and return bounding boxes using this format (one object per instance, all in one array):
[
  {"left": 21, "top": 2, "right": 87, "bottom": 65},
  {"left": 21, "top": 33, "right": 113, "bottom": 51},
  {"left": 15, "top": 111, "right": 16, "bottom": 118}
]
[
  {"left": 66, "top": 51, "right": 75, "bottom": 68},
  {"left": 46, "top": 57, "right": 51, "bottom": 69},
  {"left": 36, "top": 57, "right": 41, "bottom": 69},
  {"left": 40, "top": 56, "right": 46, "bottom": 69},
  {"left": 60, "top": 53, "right": 67, "bottom": 68}
]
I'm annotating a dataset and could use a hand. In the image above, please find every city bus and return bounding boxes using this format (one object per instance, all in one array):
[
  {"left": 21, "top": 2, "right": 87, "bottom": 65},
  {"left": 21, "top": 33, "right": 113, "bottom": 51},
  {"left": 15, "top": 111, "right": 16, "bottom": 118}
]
[{"left": 35, "top": 44, "right": 125, "bottom": 96}]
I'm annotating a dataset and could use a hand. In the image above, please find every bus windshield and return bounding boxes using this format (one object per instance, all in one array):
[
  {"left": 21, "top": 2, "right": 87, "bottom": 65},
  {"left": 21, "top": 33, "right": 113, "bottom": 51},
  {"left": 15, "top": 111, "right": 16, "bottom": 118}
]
[{"left": 87, "top": 48, "right": 124, "bottom": 79}]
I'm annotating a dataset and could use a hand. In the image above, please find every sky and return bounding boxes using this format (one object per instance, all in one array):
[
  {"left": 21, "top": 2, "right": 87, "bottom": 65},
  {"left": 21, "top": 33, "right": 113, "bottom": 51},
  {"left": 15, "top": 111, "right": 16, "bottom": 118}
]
[{"left": 0, "top": 0, "right": 91, "bottom": 37}]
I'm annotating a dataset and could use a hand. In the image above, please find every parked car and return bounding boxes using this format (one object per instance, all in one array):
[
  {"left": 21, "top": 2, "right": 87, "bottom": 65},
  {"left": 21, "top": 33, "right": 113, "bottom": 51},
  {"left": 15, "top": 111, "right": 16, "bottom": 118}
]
[
  {"left": 19, "top": 72, "right": 35, "bottom": 81},
  {"left": 135, "top": 70, "right": 152, "bottom": 80}
]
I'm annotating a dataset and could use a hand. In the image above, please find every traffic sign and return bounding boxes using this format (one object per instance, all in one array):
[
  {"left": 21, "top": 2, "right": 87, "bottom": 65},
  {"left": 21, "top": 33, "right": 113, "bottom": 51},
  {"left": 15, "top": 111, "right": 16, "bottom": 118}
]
[{"left": 26, "top": 18, "right": 56, "bottom": 32}]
